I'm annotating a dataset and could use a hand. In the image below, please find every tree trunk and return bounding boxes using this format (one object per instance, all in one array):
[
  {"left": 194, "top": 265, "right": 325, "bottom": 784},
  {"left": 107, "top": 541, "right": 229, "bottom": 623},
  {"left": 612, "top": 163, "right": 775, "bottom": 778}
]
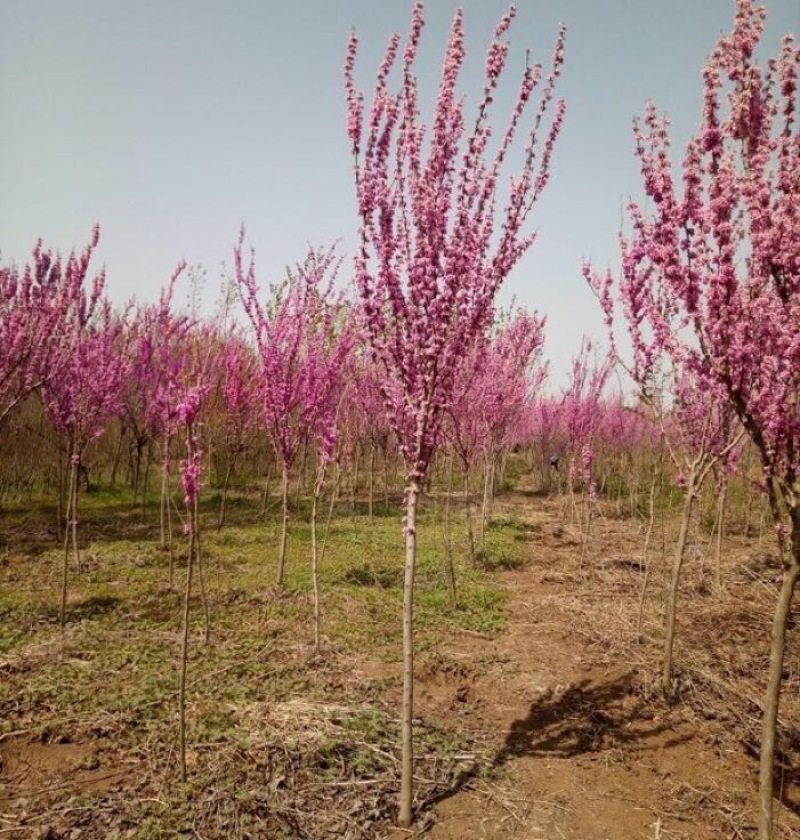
[
  {"left": 60, "top": 456, "right": 78, "bottom": 630},
  {"left": 398, "top": 480, "right": 419, "bottom": 828},
  {"left": 71, "top": 460, "right": 80, "bottom": 573},
  {"left": 56, "top": 447, "right": 65, "bottom": 542},
  {"left": 178, "top": 513, "right": 196, "bottom": 784},
  {"left": 194, "top": 486, "right": 210, "bottom": 644},
  {"left": 636, "top": 460, "right": 659, "bottom": 641},
  {"left": 178, "top": 424, "right": 206, "bottom": 783},
  {"left": 67, "top": 455, "right": 81, "bottom": 574},
  {"left": 277, "top": 462, "right": 290, "bottom": 587},
  {"left": 464, "top": 469, "right": 476, "bottom": 566},
  {"left": 479, "top": 455, "right": 491, "bottom": 548},
  {"left": 759, "top": 505, "right": 800, "bottom": 840},
  {"left": 160, "top": 463, "right": 167, "bottom": 550},
  {"left": 368, "top": 446, "right": 375, "bottom": 524},
  {"left": 756, "top": 507, "right": 800, "bottom": 840},
  {"left": 443, "top": 454, "right": 457, "bottom": 608},
  {"left": 311, "top": 484, "right": 322, "bottom": 653},
  {"left": 166, "top": 467, "right": 174, "bottom": 589},
  {"left": 714, "top": 473, "right": 728, "bottom": 592},
  {"left": 663, "top": 466, "right": 698, "bottom": 696},
  {"left": 217, "top": 457, "right": 235, "bottom": 530},
  {"left": 159, "top": 436, "right": 169, "bottom": 545},
  {"left": 318, "top": 460, "right": 341, "bottom": 568},
  {"left": 260, "top": 459, "right": 274, "bottom": 518}
]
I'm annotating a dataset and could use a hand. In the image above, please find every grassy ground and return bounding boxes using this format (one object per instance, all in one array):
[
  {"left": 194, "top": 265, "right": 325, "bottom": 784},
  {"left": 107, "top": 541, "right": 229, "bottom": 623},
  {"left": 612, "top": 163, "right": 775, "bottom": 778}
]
[
  {"left": 5, "top": 474, "right": 799, "bottom": 839},
  {"left": 0, "top": 483, "right": 522, "bottom": 838}
]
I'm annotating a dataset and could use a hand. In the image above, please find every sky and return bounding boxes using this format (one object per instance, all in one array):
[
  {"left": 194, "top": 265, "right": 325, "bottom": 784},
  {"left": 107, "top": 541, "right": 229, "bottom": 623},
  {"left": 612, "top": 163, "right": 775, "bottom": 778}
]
[{"left": 1, "top": 0, "right": 798, "bottom": 387}]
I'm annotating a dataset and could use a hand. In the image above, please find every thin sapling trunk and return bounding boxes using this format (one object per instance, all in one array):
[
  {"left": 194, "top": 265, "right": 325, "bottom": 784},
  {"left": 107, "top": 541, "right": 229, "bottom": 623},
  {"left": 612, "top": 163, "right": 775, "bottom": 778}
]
[
  {"left": 368, "top": 445, "right": 375, "bottom": 524},
  {"left": 310, "top": 460, "right": 329, "bottom": 653},
  {"left": 636, "top": 457, "right": 659, "bottom": 641},
  {"left": 464, "top": 470, "right": 476, "bottom": 566},
  {"left": 663, "top": 465, "right": 698, "bottom": 696},
  {"left": 178, "top": 511, "right": 196, "bottom": 784},
  {"left": 714, "top": 472, "right": 728, "bottom": 592},
  {"left": 758, "top": 509, "right": 800, "bottom": 840},
  {"left": 277, "top": 462, "right": 290, "bottom": 587},
  {"left": 60, "top": 455, "right": 78, "bottom": 629},
  {"left": 443, "top": 454, "right": 457, "bottom": 608},
  {"left": 399, "top": 480, "right": 419, "bottom": 828}
]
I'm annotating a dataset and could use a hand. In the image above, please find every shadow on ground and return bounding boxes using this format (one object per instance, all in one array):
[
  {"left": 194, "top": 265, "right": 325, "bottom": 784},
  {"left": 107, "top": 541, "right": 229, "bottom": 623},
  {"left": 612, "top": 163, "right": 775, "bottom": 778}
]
[{"left": 423, "top": 669, "right": 690, "bottom": 815}]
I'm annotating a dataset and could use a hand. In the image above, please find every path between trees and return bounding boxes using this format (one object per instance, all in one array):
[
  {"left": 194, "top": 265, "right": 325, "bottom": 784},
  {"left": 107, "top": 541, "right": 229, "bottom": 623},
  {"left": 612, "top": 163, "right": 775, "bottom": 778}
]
[{"left": 396, "top": 490, "right": 797, "bottom": 840}]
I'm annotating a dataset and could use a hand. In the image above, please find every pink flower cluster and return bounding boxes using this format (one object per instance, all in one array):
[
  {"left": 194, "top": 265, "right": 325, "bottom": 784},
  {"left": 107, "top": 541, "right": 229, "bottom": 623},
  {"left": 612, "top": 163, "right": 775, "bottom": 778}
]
[
  {"left": 180, "top": 435, "right": 203, "bottom": 515},
  {"left": 235, "top": 234, "right": 354, "bottom": 477},
  {"left": 0, "top": 226, "right": 103, "bottom": 427},
  {"left": 585, "top": 0, "right": 795, "bottom": 503},
  {"left": 345, "top": 3, "right": 566, "bottom": 482}
]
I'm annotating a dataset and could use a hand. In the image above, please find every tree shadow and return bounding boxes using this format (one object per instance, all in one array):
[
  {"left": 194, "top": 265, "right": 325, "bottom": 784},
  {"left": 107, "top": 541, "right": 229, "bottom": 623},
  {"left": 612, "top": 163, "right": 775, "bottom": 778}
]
[
  {"left": 422, "top": 670, "right": 691, "bottom": 814},
  {"left": 744, "top": 735, "right": 800, "bottom": 818},
  {"left": 38, "top": 594, "right": 122, "bottom": 625},
  {"left": 495, "top": 672, "right": 685, "bottom": 762},
  {"left": 70, "top": 594, "right": 122, "bottom": 621},
  {"left": 513, "top": 487, "right": 552, "bottom": 499}
]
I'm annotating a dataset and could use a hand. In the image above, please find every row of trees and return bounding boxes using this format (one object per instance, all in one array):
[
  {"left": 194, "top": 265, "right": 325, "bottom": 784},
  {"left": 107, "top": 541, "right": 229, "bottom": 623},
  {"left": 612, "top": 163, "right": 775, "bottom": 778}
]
[{"left": 0, "top": 213, "right": 789, "bottom": 827}]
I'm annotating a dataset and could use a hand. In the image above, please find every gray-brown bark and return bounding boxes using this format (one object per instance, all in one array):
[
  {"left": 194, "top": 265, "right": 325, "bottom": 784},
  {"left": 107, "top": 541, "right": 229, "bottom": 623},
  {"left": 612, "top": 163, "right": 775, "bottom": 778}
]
[
  {"left": 398, "top": 480, "right": 419, "bottom": 828},
  {"left": 758, "top": 506, "right": 800, "bottom": 840}
]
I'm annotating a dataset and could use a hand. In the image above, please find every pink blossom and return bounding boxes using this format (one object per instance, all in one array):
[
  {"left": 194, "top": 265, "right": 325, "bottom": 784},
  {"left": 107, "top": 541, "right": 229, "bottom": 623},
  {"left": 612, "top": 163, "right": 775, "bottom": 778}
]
[{"left": 345, "top": 4, "right": 566, "bottom": 482}]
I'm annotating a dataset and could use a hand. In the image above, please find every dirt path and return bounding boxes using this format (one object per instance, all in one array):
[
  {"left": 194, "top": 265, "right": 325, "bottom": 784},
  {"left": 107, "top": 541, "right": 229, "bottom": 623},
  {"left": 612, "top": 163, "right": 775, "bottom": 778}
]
[{"left": 413, "top": 492, "right": 797, "bottom": 840}]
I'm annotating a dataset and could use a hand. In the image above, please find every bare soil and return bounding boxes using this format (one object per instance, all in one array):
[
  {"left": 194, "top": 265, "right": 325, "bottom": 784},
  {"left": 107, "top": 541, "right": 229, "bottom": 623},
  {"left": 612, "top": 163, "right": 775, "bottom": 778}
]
[{"left": 415, "top": 491, "right": 800, "bottom": 839}]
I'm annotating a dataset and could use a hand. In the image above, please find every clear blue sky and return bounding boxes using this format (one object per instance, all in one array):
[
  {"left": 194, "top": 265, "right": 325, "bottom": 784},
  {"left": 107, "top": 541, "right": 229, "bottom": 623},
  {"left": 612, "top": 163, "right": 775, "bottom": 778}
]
[{"left": 1, "top": 0, "right": 797, "bottom": 385}]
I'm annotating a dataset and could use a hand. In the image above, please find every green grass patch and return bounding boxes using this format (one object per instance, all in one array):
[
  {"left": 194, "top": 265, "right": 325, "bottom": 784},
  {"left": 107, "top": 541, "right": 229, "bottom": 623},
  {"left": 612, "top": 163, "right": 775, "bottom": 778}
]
[{"left": 0, "top": 486, "right": 513, "bottom": 837}]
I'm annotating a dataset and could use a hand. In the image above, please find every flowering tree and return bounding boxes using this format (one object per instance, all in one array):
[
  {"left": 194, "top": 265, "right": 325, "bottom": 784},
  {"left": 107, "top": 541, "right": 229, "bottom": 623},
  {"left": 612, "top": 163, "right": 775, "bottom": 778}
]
[
  {"left": 305, "top": 313, "right": 354, "bottom": 652},
  {"left": 216, "top": 332, "right": 260, "bottom": 529},
  {"left": 587, "top": 2, "right": 798, "bottom": 834},
  {"left": 448, "top": 311, "right": 546, "bottom": 559},
  {"left": 477, "top": 312, "right": 547, "bottom": 540},
  {"left": 123, "top": 267, "right": 194, "bottom": 584},
  {"left": 236, "top": 234, "right": 348, "bottom": 588},
  {"left": 351, "top": 357, "right": 394, "bottom": 520},
  {"left": 0, "top": 230, "right": 101, "bottom": 431},
  {"left": 592, "top": 393, "right": 659, "bottom": 512},
  {"left": 170, "top": 325, "right": 219, "bottom": 784},
  {"left": 345, "top": 3, "right": 566, "bottom": 825},
  {"left": 559, "top": 338, "right": 614, "bottom": 530},
  {"left": 175, "top": 384, "right": 205, "bottom": 784},
  {"left": 43, "top": 296, "right": 126, "bottom": 628},
  {"left": 122, "top": 266, "right": 189, "bottom": 519},
  {"left": 523, "top": 394, "right": 566, "bottom": 493}
]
